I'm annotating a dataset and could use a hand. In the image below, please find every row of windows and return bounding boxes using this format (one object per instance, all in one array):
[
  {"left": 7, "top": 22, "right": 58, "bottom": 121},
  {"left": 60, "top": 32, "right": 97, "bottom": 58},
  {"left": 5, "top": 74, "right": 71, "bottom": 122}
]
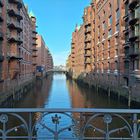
[
  {"left": 96, "top": 61, "right": 118, "bottom": 71},
  {"left": 98, "top": 23, "right": 120, "bottom": 42}
]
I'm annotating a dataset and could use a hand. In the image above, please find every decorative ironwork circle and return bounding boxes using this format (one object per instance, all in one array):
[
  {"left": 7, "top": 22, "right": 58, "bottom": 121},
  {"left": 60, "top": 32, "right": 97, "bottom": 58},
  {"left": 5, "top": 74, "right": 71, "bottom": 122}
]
[
  {"left": 0, "top": 114, "right": 8, "bottom": 123},
  {"left": 103, "top": 114, "right": 112, "bottom": 124}
]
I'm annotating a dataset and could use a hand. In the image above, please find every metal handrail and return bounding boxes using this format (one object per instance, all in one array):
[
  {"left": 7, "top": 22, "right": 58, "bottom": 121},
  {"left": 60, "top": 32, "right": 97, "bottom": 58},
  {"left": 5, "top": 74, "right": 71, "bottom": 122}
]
[
  {"left": 0, "top": 108, "right": 140, "bottom": 113},
  {"left": 0, "top": 108, "right": 139, "bottom": 140}
]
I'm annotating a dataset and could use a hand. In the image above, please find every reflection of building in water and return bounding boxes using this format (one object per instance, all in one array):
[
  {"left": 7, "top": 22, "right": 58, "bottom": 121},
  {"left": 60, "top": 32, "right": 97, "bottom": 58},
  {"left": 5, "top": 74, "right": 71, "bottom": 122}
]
[
  {"left": 34, "top": 75, "right": 53, "bottom": 107},
  {"left": 66, "top": 79, "right": 94, "bottom": 108}
]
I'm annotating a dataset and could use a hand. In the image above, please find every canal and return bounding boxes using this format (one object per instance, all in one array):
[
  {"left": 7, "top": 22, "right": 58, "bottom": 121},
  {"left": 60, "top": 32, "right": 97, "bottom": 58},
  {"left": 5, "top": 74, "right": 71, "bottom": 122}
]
[
  {"left": 13, "top": 73, "right": 129, "bottom": 109},
  {"left": 2, "top": 73, "right": 139, "bottom": 139}
]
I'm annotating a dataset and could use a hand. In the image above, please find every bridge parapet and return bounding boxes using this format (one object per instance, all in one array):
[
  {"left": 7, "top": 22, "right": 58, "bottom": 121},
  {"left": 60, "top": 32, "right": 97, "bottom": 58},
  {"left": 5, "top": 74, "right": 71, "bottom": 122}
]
[{"left": 0, "top": 108, "right": 139, "bottom": 139}]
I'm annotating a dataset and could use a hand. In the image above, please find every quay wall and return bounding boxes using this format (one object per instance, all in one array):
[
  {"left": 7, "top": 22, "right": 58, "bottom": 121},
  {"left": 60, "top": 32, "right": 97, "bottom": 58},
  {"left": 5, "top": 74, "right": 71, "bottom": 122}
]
[
  {"left": 0, "top": 77, "right": 36, "bottom": 107},
  {"left": 66, "top": 72, "right": 140, "bottom": 106}
]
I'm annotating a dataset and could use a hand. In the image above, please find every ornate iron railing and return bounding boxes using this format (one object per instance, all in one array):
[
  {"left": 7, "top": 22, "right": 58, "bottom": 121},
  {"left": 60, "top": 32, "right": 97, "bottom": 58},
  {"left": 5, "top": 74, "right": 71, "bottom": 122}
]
[{"left": 0, "top": 108, "right": 140, "bottom": 140}]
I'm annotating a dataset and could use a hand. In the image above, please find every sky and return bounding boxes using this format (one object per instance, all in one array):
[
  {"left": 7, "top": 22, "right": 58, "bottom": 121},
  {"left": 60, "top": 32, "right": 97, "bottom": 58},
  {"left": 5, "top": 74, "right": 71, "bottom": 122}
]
[{"left": 23, "top": 0, "right": 90, "bottom": 66}]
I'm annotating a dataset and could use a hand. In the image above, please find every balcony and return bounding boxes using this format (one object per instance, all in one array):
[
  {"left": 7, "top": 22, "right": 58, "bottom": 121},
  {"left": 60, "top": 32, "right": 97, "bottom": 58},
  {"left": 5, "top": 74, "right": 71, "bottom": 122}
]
[
  {"left": 132, "top": 70, "right": 140, "bottom": 79},
  {"left": 129, "top": 0, "right": 138, "bottom": 9},
  {"left": 123, "top": 0, "right": 129, "bottom": 4},
  {"left": 32, "top": 53, "right": 37, "bottom": 57},
  {"left": 85, "top": 59, "right": 91, "bottom": 64},
  {"left": 8, "top": 0, "right": 18, "bottom": 3},
  {"left": 129, "top": 48, "right": 140, "bottom": 58},
  {"left": 85, "top": 27, "right": 91, "bottom": 34},
  {"left": 0, "top": 13, "right": 3, "bottom": 22},
  {"left": 8, "top": 0, "right": 22, "bottom": 8},
  {"left": 8, "top": 53, "right": 23, "bottom": 60},
  {"left": 7, "top": 9, "right": 17, "bottom": 17},
  {"left": 0, "top": 32, "right": 3, "bottom": 40},
  {"left": 17, "top": 0, "right": 22, "bottom": 9},
  {"left": 0, "top": 55, "right": 4, "bottom": 62},
  {"left": 123, "top": 71, "right": 129, "bottom": 78},
  {"left": 85, "top": 45, "right": 91, "bottom": 50},
  {"left": 7, "top": 9, "right": 23, "bottom": 20},
  {"left": 85, "top": 53, "right": 91, "bottom": 57},
  {"left": 7, "top": 22, "right": 22, "bottom": 32},
  {"left": 32, "top": 31, "right": 37, "bottom": 35},
  {"left": 85, "top": 21, "right": 91, "bottom": 27},
  {"left": 0, "top": 0, "right": 3, "bottom": 7},
  {"left": 32, "top": 42, "right": 37, "bottom": 46},
  {"left": 32, "top": 34, "right": 37, "bottom": 40},
  {"left": 72, "top": 46, "right": 74, "bottom": 49},
  {"left": 32, "top": 48, "right": 38, "bottom": 51},
  {"left": 129, "top": 11, "right": 139, "bottom": 25},
  {"left": 123, "top": 14, "right": 129, "bottom": 22},
  {"left": 124, "top": 42, "right": 131, "bottom": 48},
  {"left": 123, "top": 27, "right": 129, "bottom": 35},
  {"left": 85, "top": 37, "right": 91, "bottom": 43},
  {"left": 8, "top": 37, "right": 23, "bottom": 45},
  {"left": 129, "top": 30, "right": 139, "bottom": 41}
]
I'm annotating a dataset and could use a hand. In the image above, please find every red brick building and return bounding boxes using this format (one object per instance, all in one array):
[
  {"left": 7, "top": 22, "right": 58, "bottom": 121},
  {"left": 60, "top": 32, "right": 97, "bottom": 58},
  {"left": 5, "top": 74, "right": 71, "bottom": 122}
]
[
  {"left": 0, "top": 0, "right": 53, "bottom": 104},
  {"left": 67, "top": 0, "right": 140, "bottom": 103},
  {"left": 36, "top": 35, "right": 53, "bottom": 77}
]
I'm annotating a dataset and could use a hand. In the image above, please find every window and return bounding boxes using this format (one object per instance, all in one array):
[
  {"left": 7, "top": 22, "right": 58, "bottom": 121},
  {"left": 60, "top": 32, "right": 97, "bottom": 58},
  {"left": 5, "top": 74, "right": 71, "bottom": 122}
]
[
  {"left": 116, "top": 9, "right": 120, "bottom": 21},
  {"left": 115, "top": 61, "right": 118, "bottom": 70},
  {"left": 103, "top": 33, "right": 105, "bottom": 40},
  {"left": 102, "top": 52, "right": 104, "bottom": 60},
  {"left": 115, "top": 49, "right": 118, "bottom": 57},
  {"left": 108, "top": 29, "right": 112, "bottom": 37},
  {"left": 103, "top": 10, "right": 105, "bottom": 17},
  {"left": 134, "top": 60, "right": 139, "bottom": 70},
  {"left": 102, "top": 21, "right": 106, "bottom": 31},
  {"left": 98, "top": 26, "right": 100, "bottom": 36},
  {"left": 117, "top": 0, "right": 120, "bottom": 8},
  {"left": 108, "top": 51, "right": 110, "bottom": 59},
  {"left": 102, "top": 43, "right": 104, "bottom": 51},
  {"left": 108, "top": 40, "right": 110, "bottom": 48},
  {"left": 108, "top": 16, "right": 112, "bottom": 25},
  {"left": 115, "top": 36, "right": 119, "bottom": 45},
  {"left": 125, "top": 4, "right": 129, "bottom": 15},
  {"left": 98, "top": 36, "right": 100, "bottom": 42},
  {"left": 116, "top": 23, "right": 119, "bottom": 32},
  {"left": 108, "top": 62, "right": 110, "bottom": 70},
  {"left": 0, "top": 8, "right": 2, "bottom": 14},
  {"left": 109, "top": 3, "right": 112, "bottom": 14},
  {"left": 102, "top": 63, "right": 104, "bottom": 73},
  {"left": 135, "top": 25, "right": 139, "bottom": 36},
  {"left": 125, "top": 61, "right": 129, "bottom": 69}
]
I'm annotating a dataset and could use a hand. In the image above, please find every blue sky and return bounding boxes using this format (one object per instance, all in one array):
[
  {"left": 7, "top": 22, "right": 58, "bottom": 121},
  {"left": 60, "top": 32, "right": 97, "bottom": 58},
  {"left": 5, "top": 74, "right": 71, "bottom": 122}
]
[{"left": 23, "top": 0, "right": 90, "bottom": 66}]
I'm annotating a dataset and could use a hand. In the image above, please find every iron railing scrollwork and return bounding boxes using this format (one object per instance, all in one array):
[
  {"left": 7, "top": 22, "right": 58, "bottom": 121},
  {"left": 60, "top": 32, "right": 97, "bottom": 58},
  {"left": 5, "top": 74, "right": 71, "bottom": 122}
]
[{"left": 0, "top": 108, "right": 139, "bottom": 139}]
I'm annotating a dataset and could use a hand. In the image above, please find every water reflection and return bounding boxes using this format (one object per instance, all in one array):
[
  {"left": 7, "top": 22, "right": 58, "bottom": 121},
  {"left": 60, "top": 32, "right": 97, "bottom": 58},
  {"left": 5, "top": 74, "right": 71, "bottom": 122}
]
[
  {"left": 66, "top": 77, "right": 127, "bottom": 109},
  {"left": 44, "top": 74, "right": 71, "bottom": 108},
  {"left": 14, "top": 74, "right": 53, "bottom": 108},
  {"left": 4, "top": 73, "right": 132, "bottom": 139}
]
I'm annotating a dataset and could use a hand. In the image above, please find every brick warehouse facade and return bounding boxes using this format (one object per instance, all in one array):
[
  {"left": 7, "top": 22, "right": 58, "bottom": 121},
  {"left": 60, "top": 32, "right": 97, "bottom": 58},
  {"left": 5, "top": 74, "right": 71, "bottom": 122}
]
[
  {"left": 36, "top": 35, "right": 53, "bottom": 77},
  {"left": 0, "top": 0, "right": 53, "bottom": 105},
  {"left": 67, "top": 0, "right": 140, "bottom": 104}
]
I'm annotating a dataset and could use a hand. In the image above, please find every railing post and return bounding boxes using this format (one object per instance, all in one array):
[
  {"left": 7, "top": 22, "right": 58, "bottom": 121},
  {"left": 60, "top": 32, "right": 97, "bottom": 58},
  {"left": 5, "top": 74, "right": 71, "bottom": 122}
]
[
  {"left": 79, "top": 112, "right": 84, "bottom": 140},
  {"left": 29, "top": 112, "right": 32, "bottom": 140},
  {"left": 133, "top": 114, "right": 138, "bottom": 140}
]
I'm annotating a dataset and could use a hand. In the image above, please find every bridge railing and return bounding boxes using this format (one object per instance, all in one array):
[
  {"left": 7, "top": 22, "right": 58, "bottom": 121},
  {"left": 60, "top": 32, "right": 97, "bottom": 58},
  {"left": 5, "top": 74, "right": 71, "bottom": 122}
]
[{"left": 0, "top": 108, "right": 140, "bottom": 140}]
